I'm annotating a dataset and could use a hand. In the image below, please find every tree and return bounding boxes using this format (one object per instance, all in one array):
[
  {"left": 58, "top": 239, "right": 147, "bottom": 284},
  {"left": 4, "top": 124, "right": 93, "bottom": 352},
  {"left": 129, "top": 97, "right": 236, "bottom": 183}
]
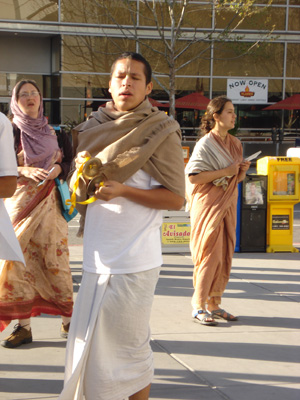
[{"left": 62, "top": 0, "right": 275, "bottom": 119}]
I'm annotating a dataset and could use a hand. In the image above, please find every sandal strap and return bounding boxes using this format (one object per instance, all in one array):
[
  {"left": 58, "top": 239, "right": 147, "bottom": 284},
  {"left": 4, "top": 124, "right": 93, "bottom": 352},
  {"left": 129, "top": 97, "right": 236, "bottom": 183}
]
[{"left": 192, "top": 309, "right": 206, "bottom": 318}]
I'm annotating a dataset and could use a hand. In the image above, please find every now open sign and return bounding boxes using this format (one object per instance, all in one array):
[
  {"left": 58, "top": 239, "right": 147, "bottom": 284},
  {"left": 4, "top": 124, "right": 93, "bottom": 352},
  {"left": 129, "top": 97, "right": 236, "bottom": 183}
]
[{"left": 227, "top": 79, "right": 268, "bottom": 104}]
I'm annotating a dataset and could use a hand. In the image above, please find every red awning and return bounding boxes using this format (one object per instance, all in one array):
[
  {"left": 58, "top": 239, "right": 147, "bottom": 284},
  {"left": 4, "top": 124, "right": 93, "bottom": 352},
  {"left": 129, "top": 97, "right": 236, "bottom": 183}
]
[
  {"left": 263, "top": 94, "right": 300, "bottom": 110},
  {"left": 148, "top": 97, "right": 169, "bottom": 108},
  {"left": 175, "top": 92, "right": 210, "bottom": 110}
]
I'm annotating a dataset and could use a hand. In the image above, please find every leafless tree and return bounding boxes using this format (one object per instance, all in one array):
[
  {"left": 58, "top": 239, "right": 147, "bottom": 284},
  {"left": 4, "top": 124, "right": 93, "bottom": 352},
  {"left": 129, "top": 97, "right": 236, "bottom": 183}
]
[{"left": 62, "top": 0, "right": 274, "bottom": 118}]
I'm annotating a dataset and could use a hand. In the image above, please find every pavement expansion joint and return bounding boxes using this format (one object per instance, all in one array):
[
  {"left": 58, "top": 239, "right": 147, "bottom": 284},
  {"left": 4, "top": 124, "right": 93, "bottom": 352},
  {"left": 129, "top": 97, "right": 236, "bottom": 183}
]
[{"left": 151, "top": 337, "right": 232, "bottom": 400}]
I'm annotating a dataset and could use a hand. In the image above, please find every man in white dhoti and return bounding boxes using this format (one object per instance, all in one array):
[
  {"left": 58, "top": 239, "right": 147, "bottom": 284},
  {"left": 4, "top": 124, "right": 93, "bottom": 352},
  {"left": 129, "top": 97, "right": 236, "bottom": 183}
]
[{"left": 59, "top": 52, "right": 185, "bottom": 400}]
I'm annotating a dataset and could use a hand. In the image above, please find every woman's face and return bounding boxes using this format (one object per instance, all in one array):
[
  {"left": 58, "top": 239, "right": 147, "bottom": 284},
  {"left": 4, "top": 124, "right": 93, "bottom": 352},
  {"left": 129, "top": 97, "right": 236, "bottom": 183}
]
[
  {"left": 215, "top": 101, "right": 236, "bottom": 131},
  {"left": 17, "top": 83, "right": 41, "bottom": 118}
]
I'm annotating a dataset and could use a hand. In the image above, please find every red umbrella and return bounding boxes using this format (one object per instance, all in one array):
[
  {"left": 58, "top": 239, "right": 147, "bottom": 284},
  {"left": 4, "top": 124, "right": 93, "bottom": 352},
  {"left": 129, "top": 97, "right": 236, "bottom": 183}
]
[
  {"left": 175, "top": 92, "right": 210, "bottom": 110},
  {"left": 263, "top": 94, "right": 300, "bottom": 110},
  {"left": 148, "top": 97, "right": 169, "bottom": 108}
]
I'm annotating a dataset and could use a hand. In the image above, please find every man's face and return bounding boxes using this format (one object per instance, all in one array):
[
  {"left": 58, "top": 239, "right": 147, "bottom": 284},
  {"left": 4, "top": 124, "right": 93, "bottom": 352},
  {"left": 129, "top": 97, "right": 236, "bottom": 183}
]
[
  {"left": 250, "top": 184, "right": 256, "bottom": 194},
  {"left": 109, "top": 58, "right": 153, "bottom": 112}
]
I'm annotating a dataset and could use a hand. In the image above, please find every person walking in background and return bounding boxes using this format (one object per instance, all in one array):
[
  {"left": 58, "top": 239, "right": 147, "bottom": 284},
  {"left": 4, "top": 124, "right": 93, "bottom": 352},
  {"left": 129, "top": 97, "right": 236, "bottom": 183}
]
[
  {"left": 180, "top": 115, "right": 193, "bottom": 135},
  {"left": 59, "top": 52, "right": 185, "bottom": 400},
  {"left": 185, "top": 96, "right": 250, "bottom": 326},
  {"left": 0, "top": 79, "right": 73, "bottom": 348}
]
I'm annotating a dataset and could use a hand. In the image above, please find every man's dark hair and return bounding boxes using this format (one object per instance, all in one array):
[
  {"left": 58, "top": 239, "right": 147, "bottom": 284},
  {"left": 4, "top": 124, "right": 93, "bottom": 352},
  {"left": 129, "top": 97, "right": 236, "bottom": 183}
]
[{"left": 110, "top": 52, "right": 152, "bottom": 85}]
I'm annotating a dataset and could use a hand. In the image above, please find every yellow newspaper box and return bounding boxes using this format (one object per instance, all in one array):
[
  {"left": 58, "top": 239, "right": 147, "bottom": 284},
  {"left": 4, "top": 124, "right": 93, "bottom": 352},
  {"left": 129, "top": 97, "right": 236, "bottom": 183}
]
[{"left": 257, "top": 156, "right": 300, "bottom": 253}]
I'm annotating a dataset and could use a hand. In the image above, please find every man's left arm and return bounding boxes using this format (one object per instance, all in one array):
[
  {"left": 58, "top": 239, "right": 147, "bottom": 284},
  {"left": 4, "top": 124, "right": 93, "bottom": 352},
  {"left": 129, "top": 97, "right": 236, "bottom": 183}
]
[{"left": 94, "top": 180, "right": 184, "bottom": 210}]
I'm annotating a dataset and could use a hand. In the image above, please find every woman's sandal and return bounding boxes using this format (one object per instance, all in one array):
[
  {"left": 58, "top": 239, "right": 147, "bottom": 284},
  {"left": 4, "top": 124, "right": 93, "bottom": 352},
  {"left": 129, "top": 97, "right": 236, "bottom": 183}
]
[
  {"left": 192, "top": 310, "right": 218, "bottom": 326},
  {"left": 209, "top": 308, "right": 238, "bottom": 321}
]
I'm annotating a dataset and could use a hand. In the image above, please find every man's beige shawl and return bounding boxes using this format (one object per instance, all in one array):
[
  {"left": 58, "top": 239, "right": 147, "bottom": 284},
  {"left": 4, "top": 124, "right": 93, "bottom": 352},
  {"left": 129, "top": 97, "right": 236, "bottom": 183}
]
[{"left": 69, "top": 98, "right": 185, "bottom": 233}]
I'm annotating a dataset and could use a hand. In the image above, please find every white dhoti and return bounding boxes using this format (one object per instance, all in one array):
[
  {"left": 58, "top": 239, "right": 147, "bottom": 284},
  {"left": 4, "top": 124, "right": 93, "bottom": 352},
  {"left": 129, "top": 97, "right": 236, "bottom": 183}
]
[{"left": 59, "top": 267, "right": 160, "bottom": 400}]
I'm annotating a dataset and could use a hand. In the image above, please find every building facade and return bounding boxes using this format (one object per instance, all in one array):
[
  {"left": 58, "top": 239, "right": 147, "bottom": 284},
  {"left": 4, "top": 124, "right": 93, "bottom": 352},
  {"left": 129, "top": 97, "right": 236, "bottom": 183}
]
[{"left": 0, "top": 0, "right": 299, "bottom": 134}]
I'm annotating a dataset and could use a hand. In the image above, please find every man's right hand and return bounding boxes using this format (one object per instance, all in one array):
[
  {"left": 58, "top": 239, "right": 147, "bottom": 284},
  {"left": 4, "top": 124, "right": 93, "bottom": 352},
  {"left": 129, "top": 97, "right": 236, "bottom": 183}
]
[{"left": 75, "top": 151, "right": 91, "bottom": 170}]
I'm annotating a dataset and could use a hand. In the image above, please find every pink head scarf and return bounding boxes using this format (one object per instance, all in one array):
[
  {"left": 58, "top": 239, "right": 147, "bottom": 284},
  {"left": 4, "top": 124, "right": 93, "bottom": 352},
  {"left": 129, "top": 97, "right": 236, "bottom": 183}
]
[{"left": 10, "top": 83, "right": 60, "bottom": 170}]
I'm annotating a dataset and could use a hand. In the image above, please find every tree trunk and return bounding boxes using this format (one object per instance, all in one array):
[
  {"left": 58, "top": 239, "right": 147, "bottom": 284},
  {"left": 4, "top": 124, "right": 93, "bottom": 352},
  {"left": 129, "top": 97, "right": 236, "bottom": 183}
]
[{"left": 169, "top": 66, "right": 176, "bottom": 119}]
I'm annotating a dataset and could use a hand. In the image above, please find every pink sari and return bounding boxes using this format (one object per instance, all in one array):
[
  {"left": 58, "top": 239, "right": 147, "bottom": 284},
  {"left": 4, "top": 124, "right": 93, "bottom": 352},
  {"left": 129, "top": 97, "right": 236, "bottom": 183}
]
[{"left": 0, "top": 175, "right": 73, "bottom": 331}]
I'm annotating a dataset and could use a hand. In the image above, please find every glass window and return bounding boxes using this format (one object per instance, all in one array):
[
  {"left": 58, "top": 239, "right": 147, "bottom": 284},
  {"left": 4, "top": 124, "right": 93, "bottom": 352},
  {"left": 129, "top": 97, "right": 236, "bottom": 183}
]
[
  {"left": 181, "top": 3, "right": 212, "bottom": 28},
  {"left": 0, "top": 0, "right": 58, "bottom": 21},
  {"left": 139, "top": 1, "right": 212, "bottom": 28},
  {"left": 61, "top": 99, "right": 91, "bottom": 127},
  {"left": 44, "top": 74, "right": 60, "bottom": 99},
  {"left": 0, "top": 73, "right": 46, "bottom": 98},
  {"left": 139, "top": 40, "right": 173, "bottom": 75},
  {"left": 285, "top": 80, "right": 300, "bottom": 97},
  {"left": 288, "top": 8, "right": 300, "bottom": 31},
  {"left": 238, "top": 105, "right": 282, "bottom": 129},
  {"left": 0, "top": 73, "right": 9, "bottom": 98},
  {"left": 139, "top": 40, "right": 210, "bottom": 76},
  {"left": 286, "top": 44, "right": 300, "bottom": 78},
  {"left": 151, "top": 76, "right": 210, "bottom": 98},
  {"left": 62, "top": 35, "right": 136, "bottom": 73},
  {"left": 212, "top": 78, "right": 227, "bottom": 98},
  {"left": 61, "top": 73, "right": 110, "bottom": 100},
  {"left": 44, "top": 100, "right": 60, "bottom": 124},
  {"left": 215, "top": 5, "right": 285, "bottom": 31},
  {"left": 175, "top": 77, "right": 210, "bottom": 94},
  {"left": 213, "top": 42, "right": 284, "bottom": 77},
  {"left": 61, "top": 0, "right": 136, "bottom": 24},
  {"left": 247, "top": 0, "right": 286, "bottom": 3}
]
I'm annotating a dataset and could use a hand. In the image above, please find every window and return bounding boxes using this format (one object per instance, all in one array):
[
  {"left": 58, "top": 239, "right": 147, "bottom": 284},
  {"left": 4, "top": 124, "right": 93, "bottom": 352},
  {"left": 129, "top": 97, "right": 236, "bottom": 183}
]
[
  {"left": 213, "top": 42, "right": 284, "bottom": 77},
  {"left": 0, "top": 0, "right": 58, "bottom": 21}
]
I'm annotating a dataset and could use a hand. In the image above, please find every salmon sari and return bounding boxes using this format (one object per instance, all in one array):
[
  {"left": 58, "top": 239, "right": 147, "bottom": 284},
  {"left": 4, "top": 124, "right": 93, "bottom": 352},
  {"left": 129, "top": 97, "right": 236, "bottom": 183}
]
[
  {"left": 0, "top": 174, "right": 73, "bottom": 332},
  {"left": 185, "top": 132, "right": 243, "bottom": 310}
]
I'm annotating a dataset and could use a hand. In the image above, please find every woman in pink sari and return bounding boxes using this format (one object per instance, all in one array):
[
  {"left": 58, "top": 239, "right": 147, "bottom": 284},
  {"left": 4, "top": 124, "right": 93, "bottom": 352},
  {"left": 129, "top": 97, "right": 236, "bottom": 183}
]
[
  {"left": 185, "top": 96, "right": 250, "bottom": 326},
  {"left": 0, "top": 80, "right": 73, "bottom": 347}
]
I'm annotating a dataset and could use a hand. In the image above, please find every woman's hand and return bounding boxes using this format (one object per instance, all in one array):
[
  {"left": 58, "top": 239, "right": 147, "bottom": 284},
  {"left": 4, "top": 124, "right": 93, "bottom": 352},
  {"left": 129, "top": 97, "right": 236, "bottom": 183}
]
[
  {"left": 239, "top": 160, "right": 251, "bottom": 172},
  {"left": 224, "top": 161, "right": 240, "bottom": 176},
  {"left": 237, "top": 160, "right": 251, "bottom": 182},
  {"left": 18, "top": 166, "right": 49, "bottom": 183},
  {"left": 18, "top": 164, "right": 62, "bottom": 183}
]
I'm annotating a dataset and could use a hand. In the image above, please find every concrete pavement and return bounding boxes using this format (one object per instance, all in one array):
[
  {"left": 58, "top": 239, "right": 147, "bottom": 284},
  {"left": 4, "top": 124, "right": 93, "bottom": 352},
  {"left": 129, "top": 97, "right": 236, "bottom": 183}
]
[{"left": 0, "top": 244, "right": 299, "bottom": 400}]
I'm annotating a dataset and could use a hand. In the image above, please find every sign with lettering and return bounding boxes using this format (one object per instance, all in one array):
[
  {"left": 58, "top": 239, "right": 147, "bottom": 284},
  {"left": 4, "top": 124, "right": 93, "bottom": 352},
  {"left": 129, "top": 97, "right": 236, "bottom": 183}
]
[
  {"left": 161, "top": 222, "right": 190, "bottom": 245},
  {"left": 276, "top": 157, "right": 292, "bottom": 162},
  {"left": 272, "top": 215, "right": 290, "bottom": 230},
  {"left": 227, "top": 79, "right": 268, "bottom": 104}
]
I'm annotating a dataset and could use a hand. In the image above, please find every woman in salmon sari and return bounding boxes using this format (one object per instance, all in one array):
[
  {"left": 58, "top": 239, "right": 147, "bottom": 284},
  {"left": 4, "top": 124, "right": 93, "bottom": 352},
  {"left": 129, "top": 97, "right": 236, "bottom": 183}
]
[
  {"left": 185, "top": 96, "right": 250, "bottom": 326},
  {"left": 0, "top": 80, "right": 73, "bottom": 347}
]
